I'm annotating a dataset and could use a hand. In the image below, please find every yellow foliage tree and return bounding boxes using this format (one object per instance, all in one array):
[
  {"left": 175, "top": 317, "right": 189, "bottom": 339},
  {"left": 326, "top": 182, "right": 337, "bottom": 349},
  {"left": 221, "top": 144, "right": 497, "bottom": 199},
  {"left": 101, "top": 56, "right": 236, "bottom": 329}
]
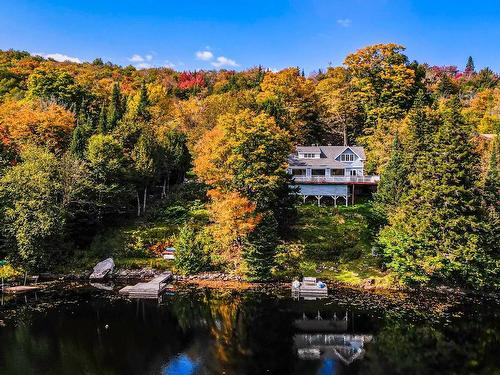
[{"left": 0, "top": 99, "right": 75, "bottom": 152}]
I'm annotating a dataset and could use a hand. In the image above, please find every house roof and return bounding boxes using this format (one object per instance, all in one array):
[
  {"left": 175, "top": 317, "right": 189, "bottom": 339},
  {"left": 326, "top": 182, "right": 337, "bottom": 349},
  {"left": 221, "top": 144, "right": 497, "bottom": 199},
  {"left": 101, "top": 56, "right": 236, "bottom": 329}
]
[{"left": 289, "top": 145, "right": 366, "bottom": 169}]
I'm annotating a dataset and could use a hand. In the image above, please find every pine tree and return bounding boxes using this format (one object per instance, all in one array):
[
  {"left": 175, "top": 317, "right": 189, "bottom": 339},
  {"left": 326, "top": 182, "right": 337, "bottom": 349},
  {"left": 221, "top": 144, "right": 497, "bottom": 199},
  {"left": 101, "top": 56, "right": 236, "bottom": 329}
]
[
  {"left": 135, "top": 81, "right": 150, "bottom": 121},
  {"left": 97, "top": 104, "right": 107, "bottom": 133},
  {"left": 107, "top": 82, "right": 124, "bottom": 131},
  {"left": 481, "top": 136, "right": 500, "bottom": 258},
  {"left": 374, "top": 133, "right": 408, "bottom": 215},
  {"left": 465, "top": 56, "right": 475, "bottom": 75},
  {"left": 70, "top": 115, "right": 90, "bottom": 159},
  {"left": 243, "top": 213, "right": 279, "bottom": 281},
  {"left": 379, "top": 97, "right": 488, "bottom": 286}
]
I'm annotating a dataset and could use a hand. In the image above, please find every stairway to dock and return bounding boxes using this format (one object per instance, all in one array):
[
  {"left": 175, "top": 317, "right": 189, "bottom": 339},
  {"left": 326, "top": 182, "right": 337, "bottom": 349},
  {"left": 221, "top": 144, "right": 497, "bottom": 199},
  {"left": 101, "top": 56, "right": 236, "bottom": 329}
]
[{"left": 119, "top": 272, "right": 172, "bottom": 299}]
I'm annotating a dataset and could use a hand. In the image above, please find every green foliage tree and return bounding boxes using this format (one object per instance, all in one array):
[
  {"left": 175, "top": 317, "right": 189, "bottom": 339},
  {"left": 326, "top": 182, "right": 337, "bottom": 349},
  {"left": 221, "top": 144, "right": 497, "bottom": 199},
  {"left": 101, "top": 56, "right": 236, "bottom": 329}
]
[
  {"left": 243, "top": 213, "right": 279, "bottom": 281},
  {"left": 373, "top": 133, "right": 408, "bottom": 216},
  {"left": 106, "top": 82, "right": 124, "bottom": 131},
  {"left": 174, "top": 225, "right": 212, "bottom": 275},
  {"left": 0, "top": 146, "right": 90, "bottom": 270},
  {"left": 379, "top": 98, "right": 495, "bottom": 287},
  {"left": 135, "top": 81, "right": 151, "bottom": 121}
]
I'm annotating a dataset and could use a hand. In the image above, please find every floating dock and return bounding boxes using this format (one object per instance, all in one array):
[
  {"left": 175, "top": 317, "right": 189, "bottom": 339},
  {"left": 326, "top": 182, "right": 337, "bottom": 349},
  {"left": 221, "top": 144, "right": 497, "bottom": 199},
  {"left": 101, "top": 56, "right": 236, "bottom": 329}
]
[
  {"left": 292, "top": 277, "right": 328, "bottom": 299},
  {"left": 119, "top": 272, "right": 172, "bottom": 299}
]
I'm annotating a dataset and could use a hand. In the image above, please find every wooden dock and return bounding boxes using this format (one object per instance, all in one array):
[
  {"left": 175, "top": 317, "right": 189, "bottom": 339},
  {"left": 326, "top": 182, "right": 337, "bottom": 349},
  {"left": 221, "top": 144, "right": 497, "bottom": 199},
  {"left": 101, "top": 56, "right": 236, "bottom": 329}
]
[
  {"left": 2, "top": 285, "right": 40, "bottom": 294},
  {"left": 119, "top": 272, "right": 172, "bottom": 299}
]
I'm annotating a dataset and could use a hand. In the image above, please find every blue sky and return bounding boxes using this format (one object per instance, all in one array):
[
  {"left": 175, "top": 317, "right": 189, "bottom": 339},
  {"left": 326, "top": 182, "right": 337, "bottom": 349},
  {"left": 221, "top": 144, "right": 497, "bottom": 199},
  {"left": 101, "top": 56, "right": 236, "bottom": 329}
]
[{"left": 1, "top": 0, "right": 499, "bottom": 73}]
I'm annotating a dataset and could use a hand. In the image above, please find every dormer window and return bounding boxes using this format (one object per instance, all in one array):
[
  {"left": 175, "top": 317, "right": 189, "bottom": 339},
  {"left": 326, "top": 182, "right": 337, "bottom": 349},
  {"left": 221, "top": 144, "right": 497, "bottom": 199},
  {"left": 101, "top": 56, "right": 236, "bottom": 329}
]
[
  {"left": 299, "top": 152, "right": 320, "bottom": 159},
  {"left": 340, "top": 154, "right": 355, "bottom": 162}
]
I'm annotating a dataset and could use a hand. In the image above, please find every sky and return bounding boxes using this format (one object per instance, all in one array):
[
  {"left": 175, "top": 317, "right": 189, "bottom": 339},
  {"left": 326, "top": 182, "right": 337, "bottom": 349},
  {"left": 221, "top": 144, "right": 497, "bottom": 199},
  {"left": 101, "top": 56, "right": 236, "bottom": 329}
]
[{"left": 1, "top": 0, "right": 499, "bottom": 73}]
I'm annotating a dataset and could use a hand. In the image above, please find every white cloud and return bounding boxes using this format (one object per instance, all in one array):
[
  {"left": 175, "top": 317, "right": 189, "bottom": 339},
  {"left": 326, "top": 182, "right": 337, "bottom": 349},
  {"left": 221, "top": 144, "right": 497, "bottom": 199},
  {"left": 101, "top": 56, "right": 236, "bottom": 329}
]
[
  {"left": 129, "top": 54, "right": 145, "bottom": 62},
  {"left": 163, "top": 60, "right": 176, "bottom": 68},
  {"left": 135, "top": 62, "right": 152, "bottom": 69},
  {"left": 337, "top": 18, "right": 352, "bottom": 27},
  {"left": 196, "top": 50, "right": 214, "bottom": 61},
  {"left": 34, "top": 52, "right": 81, "bottom": 63},
  {"left": 211, "top": 56, "right": 238, "bottom": 68},
  {"left": 145, "top": 54, "right": 153, "bottom": 61}
]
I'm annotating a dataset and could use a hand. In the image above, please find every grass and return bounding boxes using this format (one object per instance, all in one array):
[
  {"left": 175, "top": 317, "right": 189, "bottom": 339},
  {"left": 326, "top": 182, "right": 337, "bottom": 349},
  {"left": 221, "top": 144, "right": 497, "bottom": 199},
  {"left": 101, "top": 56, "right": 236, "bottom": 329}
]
[{"left": 284, "top": 203, "right": 395, "bottom": 288}]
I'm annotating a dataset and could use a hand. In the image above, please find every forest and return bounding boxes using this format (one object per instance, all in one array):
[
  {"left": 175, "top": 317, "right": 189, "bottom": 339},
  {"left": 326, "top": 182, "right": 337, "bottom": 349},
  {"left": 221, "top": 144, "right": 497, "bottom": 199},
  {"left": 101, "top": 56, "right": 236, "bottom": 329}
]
[{"left": 0, "top": 44, "right": 498, "bottom": 289}]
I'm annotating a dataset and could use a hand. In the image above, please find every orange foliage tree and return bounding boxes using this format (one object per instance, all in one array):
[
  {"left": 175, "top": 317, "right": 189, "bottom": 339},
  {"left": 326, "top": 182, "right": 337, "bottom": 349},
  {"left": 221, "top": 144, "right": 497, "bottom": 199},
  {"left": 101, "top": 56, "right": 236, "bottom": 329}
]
[{"left": 0, "top": 99, "right": 75, "bottom": 153}]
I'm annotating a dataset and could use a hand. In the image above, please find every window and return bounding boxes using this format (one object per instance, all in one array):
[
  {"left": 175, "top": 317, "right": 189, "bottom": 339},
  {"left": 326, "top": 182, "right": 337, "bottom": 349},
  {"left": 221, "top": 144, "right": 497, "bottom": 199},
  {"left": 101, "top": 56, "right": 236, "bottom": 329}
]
[
  {"left": 349, "top": 170, "right": 357, "bottom": 176},
  {"left": 311, "top": 169, "right": 326, "bottom": 176},
  {"left": 300, "top": 152, "right": 319, "bottom": 159},
  {"left": 340, "top": 154, "right": 355, "bottom": 162},
  {"left": 292, "top": 169, "right": 306, "bottom": 176},
  {"left": 331, "top": 169, "right": 344, "bottom": 176}
]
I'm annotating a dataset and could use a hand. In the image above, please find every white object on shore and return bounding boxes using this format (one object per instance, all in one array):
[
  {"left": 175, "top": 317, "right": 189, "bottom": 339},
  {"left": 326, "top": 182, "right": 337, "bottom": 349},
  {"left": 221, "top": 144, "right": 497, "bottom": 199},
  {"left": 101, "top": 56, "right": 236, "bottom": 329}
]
[{"left": 90, "top": 258, "right": 115, "bottom": 280}]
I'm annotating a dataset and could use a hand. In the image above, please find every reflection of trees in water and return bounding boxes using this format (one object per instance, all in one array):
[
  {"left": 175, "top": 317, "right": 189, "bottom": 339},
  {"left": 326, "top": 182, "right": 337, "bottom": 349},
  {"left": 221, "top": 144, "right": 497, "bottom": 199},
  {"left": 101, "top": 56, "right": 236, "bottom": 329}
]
[
  {"left": 358, "top": 310, "right": 500, "bottom": 375},
  {"left": 170, "top": 289, "right": 319, "bottom": 375}
]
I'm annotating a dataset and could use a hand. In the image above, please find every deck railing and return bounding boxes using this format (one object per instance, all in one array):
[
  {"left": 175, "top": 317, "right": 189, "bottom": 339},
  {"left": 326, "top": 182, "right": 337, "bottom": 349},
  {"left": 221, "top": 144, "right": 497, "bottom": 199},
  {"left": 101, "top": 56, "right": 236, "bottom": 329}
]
[{"left": 292, "top": 175, "right": 380, "bottom": 184}]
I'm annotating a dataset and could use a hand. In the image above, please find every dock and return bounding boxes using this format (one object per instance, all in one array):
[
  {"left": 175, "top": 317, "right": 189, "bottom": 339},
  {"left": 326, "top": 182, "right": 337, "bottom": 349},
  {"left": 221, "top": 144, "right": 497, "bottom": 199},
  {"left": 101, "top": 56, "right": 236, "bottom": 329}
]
[
  {"left": 3, "top": 285, "right": 40, "bottom": 294},
  {"left": 292, "top": 277, "right": 328, "bottom": 299},
  {"left": 119, "top": 272, "right": 172, "bottom": 299}
]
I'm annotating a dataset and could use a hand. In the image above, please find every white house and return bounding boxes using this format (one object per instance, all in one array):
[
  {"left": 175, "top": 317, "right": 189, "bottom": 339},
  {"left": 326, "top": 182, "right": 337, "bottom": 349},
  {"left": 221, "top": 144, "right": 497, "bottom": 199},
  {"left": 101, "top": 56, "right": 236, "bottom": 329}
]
[{"left": 288, "top": 145, "right": 379, "bottom": 206}]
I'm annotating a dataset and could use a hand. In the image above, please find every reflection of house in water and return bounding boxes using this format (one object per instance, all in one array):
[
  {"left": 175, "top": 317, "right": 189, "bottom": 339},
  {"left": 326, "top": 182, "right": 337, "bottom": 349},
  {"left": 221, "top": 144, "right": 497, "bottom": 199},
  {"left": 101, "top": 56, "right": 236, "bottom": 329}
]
[{"left": 294, "top": 310, "right": 373, "bottom": 369}]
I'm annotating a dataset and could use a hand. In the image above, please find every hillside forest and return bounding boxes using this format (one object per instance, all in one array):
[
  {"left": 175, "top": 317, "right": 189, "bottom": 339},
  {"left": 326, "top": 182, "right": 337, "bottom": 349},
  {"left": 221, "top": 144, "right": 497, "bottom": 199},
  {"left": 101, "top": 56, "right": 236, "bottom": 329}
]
[{"left": 0, "top": 44, "right": 498, "bottom": 288}]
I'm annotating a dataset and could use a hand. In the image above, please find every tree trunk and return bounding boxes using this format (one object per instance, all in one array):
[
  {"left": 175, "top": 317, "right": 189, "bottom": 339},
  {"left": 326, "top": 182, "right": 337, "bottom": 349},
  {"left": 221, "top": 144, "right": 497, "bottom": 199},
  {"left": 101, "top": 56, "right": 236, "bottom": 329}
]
[
  {"left": 162, "top": 178, "right": 166, "bottom": 199},
  {"left": 167, "top": 173, "right": 170, "bottom": 192},
  {"left": 143, "top": 186, "right": 147, "bottom": 213},
  {"left": 136, "top": 191, "right": 141, "bottom": 217},
  {"left": 343, "top": 123, "right": 348, "bottom": 146}
]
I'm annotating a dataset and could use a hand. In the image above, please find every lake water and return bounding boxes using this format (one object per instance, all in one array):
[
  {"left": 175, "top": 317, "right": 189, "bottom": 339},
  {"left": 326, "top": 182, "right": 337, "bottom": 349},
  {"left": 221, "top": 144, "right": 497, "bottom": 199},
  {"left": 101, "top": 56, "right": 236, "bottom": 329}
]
[{"left": 0, "top": 283, "right": 499, "bottom": 375}]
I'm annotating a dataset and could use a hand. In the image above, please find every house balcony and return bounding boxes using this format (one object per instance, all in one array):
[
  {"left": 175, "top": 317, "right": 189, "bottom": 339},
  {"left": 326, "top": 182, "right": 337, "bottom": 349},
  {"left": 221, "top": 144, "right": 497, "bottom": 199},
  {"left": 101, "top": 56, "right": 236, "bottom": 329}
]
[{"left": 291, "top": 175, "right": 380, "bottom": 185}]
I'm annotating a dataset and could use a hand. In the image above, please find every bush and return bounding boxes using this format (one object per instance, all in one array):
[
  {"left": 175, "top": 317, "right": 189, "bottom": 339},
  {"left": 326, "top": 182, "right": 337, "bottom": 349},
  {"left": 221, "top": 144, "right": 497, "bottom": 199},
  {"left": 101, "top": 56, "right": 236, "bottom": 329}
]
[{"left": 174, "top": 225, "right": 213, "bottom": 275}]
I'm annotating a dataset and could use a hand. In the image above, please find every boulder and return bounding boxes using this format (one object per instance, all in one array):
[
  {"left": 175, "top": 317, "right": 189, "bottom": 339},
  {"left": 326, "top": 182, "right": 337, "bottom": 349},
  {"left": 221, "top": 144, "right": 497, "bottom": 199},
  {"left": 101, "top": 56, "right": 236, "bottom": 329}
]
[{"left": 90, "top": 258, "right": 115, "bottom": 280}]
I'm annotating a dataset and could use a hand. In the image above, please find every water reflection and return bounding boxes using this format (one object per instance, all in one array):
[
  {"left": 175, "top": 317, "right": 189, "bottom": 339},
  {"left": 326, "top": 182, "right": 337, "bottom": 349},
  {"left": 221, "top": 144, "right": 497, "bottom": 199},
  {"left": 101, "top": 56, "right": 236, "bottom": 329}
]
[{"left": 0, "top": 286, "right": 499, "bottom": 375}]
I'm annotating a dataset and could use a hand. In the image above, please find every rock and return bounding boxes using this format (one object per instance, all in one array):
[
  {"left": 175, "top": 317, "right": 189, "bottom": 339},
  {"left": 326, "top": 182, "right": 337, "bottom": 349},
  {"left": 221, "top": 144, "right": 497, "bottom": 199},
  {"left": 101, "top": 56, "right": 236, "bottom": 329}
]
[
  {"left": 0, "top": 320, "right": 5, "bottom": 327},
  {"left": 90, "top": 258, "right": 115, "bottom": 280}
]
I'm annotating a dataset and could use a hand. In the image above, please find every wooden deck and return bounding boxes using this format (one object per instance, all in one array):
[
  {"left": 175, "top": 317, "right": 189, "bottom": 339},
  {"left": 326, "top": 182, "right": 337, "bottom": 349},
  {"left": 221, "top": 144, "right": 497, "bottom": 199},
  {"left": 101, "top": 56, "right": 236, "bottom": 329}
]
[{"left": 119, "top": 272, "right": 172, "bottom": 299}]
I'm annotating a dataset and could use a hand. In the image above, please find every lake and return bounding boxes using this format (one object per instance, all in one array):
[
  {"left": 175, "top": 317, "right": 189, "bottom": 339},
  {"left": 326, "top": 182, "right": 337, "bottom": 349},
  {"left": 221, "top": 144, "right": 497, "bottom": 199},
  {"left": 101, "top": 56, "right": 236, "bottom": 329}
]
[{"left": 0, "top": 283, "right": 499, "bottom": 375}]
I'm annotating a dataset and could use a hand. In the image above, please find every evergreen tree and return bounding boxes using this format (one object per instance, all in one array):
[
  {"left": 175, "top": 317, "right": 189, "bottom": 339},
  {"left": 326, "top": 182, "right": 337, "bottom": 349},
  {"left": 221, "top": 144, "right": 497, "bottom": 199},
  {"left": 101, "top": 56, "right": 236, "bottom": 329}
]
[
  {"left": 374, "top": 133, "right": 408, "bottom": 215},
  {"left": 379, "top": 97, "right": 489, "bottom": 287},
  {"left": 135, "top": 81, "right": 151, "bottom": 121},
  {"left": 107, "top": 82, "right": 124, "bottom": 131},
  {"left": 97, "top": 104, "right": 107, "bottom": 133},
  {"left": 70, "top": 122, "right": 88, "bottom": 159},
  {"left": 481, "top": 136, "right": 500, "bottom": 258},
  {"left": 465, "top": 56, "right": 475, "bottom": 75},
  {"left": 243, "top": 213, "right": 279, "bottom": 281}
]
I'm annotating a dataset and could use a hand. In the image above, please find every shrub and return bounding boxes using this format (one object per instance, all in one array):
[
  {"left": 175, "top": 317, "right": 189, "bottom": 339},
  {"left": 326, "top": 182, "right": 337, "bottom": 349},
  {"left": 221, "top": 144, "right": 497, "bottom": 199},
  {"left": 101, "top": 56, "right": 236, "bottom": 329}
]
[{"left": 174, "top": 225, "right": 213, "bottom": 275}]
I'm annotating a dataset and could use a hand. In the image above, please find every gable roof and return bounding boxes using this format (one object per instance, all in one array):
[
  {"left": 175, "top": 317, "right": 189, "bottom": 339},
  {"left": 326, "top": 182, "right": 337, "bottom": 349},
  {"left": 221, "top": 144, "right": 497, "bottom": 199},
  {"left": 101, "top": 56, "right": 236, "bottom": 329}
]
[{"left": 290, "top": 145, "right": 366, "bottom": 168}]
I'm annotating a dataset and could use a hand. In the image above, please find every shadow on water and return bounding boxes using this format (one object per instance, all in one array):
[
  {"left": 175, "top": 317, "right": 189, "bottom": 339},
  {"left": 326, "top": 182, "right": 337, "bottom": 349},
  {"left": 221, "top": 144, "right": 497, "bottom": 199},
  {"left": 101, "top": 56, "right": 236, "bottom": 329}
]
[{"left": 0, "top": 284, "right": 499, "bottom": 375}]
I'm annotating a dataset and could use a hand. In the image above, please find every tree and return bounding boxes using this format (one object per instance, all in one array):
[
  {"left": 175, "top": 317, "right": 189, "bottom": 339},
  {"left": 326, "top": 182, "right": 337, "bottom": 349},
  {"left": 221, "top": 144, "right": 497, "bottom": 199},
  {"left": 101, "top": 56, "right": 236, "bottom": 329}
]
[
  {"left": 135, "top": 81, "right": 151, "bottom": 121},
  {"left": 315, "top": 67, "right": 364, "bottom": 144},
  {"left": 0, "top": 146, "right": 90, "bottom": 270},
  {"left": 378, "top": 98, "right": 494, "bottom": 287},
  {"left": 106, "top": 82, "right": 124, "bottom": 131},
  {"left": 70, "top": 114, "right": 93, "bottom": 159},
  {"left": 27, "top": 69, "right": 85, "bottom": 112},
  {"left": 0, "top": 99, "right": 75, "bottom": 153},
  {"left": 131, "top": 131, "right": 158, "bottom": 215},
  {"left": 344, "top": 43, "right": 417, "bottom": 124},
  {"left": 243, "top": 212, "right": 279, "bottom": 281},
  {"left": 373, "top": 133, "right": 408, "bottom": 215},
  {"left": 465, "top": 56, "right": 475, "bottom": 76},
  {"left": 157, "top": 129, "right": 190, "bottom": 197},
  {"left": 257, "top": 68, "right": 322, "bottom": 144},
  {"left": 174, "top": 225, "right": 212, "bottom": 275},
  {"left": 86, "top": 134, "right": 129, "bottom": 220}
]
